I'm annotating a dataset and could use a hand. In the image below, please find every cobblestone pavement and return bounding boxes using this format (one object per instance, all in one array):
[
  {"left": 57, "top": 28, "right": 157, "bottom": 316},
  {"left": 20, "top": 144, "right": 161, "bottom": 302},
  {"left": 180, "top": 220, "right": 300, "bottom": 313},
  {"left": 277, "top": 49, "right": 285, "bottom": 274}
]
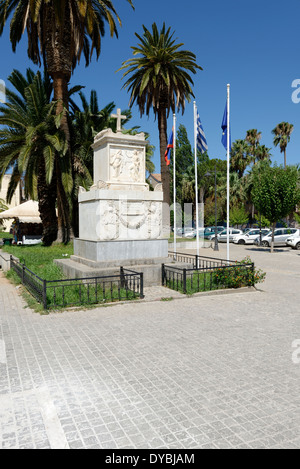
[{"left": 1, "top": 244, "right": 300, "bottom": 449}]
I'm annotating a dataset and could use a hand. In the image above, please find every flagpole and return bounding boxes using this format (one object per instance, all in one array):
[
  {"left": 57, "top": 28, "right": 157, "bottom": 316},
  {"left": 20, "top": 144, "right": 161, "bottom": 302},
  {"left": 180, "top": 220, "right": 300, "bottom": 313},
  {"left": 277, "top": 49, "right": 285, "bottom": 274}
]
[
  {"left": 173, "top": 114, "right": 177, "bottom": 260},
  {"left": 194, "top": 101, "right": 199, "bottom": 262},
  {"left": 227, "top": 84, "right": 230, "bottom": 262}
]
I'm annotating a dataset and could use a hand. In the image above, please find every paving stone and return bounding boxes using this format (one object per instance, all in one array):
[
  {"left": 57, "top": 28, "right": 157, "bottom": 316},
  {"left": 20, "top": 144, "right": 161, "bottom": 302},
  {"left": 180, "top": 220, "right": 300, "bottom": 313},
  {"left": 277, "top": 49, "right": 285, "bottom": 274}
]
[{"left": 1, "top": 245, "right": 300, "bottom": 449}]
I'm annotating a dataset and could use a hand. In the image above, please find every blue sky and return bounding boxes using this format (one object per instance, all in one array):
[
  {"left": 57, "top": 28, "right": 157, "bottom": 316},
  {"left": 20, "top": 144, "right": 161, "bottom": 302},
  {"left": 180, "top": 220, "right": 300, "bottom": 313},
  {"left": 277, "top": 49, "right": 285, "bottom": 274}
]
[{"left": 1, "top": 0, "right": 300, "bottom": 172}]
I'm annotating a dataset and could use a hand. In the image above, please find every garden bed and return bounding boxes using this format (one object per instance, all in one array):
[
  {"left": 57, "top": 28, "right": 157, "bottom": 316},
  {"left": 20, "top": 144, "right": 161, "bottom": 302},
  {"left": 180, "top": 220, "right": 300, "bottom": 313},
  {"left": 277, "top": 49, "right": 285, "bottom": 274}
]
[
  {"left": 2, "top": 244, "right": 143, "bottom": 310},
  {"left": 162, "top": 255, "right": 266, "bottom": 294}
]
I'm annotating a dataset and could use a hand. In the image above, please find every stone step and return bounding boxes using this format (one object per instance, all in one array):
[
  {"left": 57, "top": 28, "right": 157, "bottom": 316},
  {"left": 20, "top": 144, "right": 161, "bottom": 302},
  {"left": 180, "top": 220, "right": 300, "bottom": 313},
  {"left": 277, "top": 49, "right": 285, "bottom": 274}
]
[{"left": 54, "top": 257, "right": 190, "bottom": 287}]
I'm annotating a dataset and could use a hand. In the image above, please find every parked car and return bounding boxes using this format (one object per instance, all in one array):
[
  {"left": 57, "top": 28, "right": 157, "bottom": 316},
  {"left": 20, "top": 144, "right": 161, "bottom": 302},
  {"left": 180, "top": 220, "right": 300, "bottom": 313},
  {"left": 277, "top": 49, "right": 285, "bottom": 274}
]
[
  {"left": 182, "top": 226, "right": 224, "bottom": 239},
  {"left": 203, "top": 226, "right": 225, "bottom": 239},
  {"left": 286, "top": 236, "right": 300, "bottom": 250},
  {"left": 254, "top": 228, "right": 300, "bottom": 247},
  {"left": 233, "top": 229, "right": 270, "bottom": 245},
  {"left": 182, "top": 227, "right": 196, "bottom": 238},
  {"left": 208, "top": 228, "right": 243, "bottom": 242}
]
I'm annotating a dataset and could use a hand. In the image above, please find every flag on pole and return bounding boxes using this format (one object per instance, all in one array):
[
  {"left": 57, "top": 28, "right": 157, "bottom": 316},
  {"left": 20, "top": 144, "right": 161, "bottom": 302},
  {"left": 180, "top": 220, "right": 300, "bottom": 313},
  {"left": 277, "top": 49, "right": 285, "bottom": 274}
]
[
  {"left": 221, "top": 103, "right": 231, "bottom": 151},
  {"left": 196, "top": 113, "right": 208, "bottom": 154},
  {"left": 164, "top": 130, "right": 174, "bottom": 166}
]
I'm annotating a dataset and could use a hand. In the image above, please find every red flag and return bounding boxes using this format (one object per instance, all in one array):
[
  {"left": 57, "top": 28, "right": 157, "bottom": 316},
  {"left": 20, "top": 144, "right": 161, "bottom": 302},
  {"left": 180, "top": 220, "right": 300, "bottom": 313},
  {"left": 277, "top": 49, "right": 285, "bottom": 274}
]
[{"left": 164, "top": 130, "right": 174, "bottom": 166}]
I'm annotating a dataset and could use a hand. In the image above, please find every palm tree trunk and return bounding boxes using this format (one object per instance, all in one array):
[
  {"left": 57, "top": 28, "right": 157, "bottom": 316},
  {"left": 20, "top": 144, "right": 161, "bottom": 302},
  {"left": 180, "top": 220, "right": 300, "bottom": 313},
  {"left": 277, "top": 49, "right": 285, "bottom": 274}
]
[
  {"left": 45, "top": 3, "right": 73, "bottom": 244},
  {"left": 37, "top": 160, "right": 58, "bottom": 246},
  {"left": 52, "top": 73, "right": 73, "bottom": 244},
  {"left": 284, "top": 148, "right": 287, "bottom": 170},
  {"left": 158, "top": 108, "right": 170, "bottom": 236}
]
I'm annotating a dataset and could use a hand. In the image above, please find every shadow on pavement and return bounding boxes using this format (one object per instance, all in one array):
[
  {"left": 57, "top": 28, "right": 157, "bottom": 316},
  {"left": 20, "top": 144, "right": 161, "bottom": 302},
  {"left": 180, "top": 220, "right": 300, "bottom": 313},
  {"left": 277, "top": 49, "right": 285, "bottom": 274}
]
[{"left": 245, "top": 247, "right": 291, "bottom": 253}]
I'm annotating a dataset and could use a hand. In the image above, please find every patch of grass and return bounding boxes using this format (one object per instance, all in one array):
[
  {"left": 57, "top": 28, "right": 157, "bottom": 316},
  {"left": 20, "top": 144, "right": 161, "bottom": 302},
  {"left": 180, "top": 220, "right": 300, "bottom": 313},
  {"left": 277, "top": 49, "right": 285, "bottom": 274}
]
[
  {"left": 168, "top": 233, "right": 208, "bottom": 243},
  {"left": 2, "top": 243, "right": 73, "bottom": 280},
  {"left": 0, "top": 231, "right": 13, "bottom": 238},
  {"left": 2, "top": 243, "right": 141, "bottom": 311},
  {"left": 165, "top": 259, "right": 265, "bottom": 295},
  {"left": 44, "top": 280, "right": 139, "bottom": 309}
]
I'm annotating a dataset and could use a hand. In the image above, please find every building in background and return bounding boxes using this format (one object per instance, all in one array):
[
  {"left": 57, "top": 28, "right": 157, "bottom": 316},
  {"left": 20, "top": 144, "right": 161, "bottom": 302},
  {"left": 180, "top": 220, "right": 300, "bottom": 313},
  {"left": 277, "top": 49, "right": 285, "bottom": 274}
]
[
  {"left": 0, "top": 175, "right": 22, "bottom": 231},
  {"left": 148, "top": 173, "right": 162, "bottom": 190}
]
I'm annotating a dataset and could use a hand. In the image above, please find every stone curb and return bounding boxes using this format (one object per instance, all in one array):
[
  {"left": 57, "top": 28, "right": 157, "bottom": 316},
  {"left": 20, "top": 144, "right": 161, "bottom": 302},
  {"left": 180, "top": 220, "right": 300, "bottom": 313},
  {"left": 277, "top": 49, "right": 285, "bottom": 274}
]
[{"left": 40, "top": 285, "right": 258, "bottom": 314}]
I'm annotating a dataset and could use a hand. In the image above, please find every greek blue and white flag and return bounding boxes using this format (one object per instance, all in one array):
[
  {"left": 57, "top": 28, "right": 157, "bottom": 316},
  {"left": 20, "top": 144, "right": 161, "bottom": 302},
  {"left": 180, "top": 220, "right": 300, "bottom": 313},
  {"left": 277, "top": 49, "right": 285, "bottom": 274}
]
[{"left": 196, "top": 112, "right": 208, "bottom": 154}]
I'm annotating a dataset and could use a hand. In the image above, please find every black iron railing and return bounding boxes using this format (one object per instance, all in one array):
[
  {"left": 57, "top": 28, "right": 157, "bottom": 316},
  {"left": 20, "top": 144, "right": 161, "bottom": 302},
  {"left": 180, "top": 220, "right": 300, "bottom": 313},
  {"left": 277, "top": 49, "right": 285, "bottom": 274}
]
[
  {"left": 168, "top": 251, "right": 236, "bottom": 269},
  {"left": 163, "top": 253, "right": 255, "bottom": 294},
  {"left": 10, "top": 256, "right": 144, "bottom": 310}
]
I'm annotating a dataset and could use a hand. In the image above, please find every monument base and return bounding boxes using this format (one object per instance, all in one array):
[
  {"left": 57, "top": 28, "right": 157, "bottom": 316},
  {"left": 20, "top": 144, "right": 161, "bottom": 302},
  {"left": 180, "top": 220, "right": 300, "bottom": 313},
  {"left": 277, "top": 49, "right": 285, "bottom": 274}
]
[
  {"left": 74, "top": 238, "right": 168, "bottom": 263},
  {"left": 54, "top": 238, "right": 172, "bottom": 287}
]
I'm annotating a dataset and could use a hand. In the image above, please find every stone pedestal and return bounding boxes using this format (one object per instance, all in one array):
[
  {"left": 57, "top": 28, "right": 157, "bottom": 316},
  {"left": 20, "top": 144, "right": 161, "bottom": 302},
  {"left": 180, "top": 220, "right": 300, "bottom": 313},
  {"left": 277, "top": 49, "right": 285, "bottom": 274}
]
[
  {"left": 78, "top": 189, "right": 164, "bottom": 244},
  {"left": 74, "top": 238, "right": 168, "bottom": 263},
  {"left": 59, "top": 126, "right": 169, "bottom": 286}
]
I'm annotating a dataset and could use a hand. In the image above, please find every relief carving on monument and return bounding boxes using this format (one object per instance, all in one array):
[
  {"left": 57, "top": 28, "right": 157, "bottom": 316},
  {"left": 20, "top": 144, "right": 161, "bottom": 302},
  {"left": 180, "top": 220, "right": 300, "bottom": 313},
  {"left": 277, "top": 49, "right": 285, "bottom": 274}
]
[
  {"left": 119, "top": 200, "right": 148, "bottom": 230},
  {"left": 148, "top": 202, "right": 162, "bottom": 239},
  {"left": 90, "top": 180, "right": 109, "bottom": 190},
  {"left": 97, "top": 201, "right": 119, "bottom": 240},
  {"left": 110, "top": 148, "right": 143, "bottom": 183}
]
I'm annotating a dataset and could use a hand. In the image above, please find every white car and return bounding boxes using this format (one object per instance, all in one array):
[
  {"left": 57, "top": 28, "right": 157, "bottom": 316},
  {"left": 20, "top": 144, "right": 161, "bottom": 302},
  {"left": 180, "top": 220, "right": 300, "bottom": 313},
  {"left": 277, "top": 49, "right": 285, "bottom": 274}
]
[
  {"left": 258, "top": 228, "right": 300, "bottom": 247},
  {"left": 286, "top": 236, "right": 300, "bottom": 250},
  {"left": 233, "top": 229, "right": 270, "bottom": 245},
  {"left": 182, "top": 228, "right": 196, "bottom": 238},
  {"left": 209, "top": 228, "right": 243, "bottom": 242}
]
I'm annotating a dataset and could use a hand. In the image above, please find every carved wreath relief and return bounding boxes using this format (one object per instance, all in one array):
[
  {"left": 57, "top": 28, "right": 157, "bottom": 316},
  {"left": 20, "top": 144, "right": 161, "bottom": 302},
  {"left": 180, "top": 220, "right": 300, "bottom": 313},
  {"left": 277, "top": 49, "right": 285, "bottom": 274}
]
[{"left": 97, "top": 200, "right": 162, "bottom": 240}]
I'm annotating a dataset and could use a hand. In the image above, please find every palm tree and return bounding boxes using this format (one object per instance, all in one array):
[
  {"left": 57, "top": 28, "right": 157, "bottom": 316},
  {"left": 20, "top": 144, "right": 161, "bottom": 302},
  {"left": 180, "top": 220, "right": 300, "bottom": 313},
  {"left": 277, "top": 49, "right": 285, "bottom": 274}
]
[
  {"left": 230, "top": 139, "right": 251, "bottom": 178},
  {"left": 245, "top": 129, "right": 261, "bottom": 162},
  {"left": 272, "top": 122, "right": 294, "bottom": 169},
  {"left": 119, "top": 22, "right": 202, "bottom": 210},
  {"left": 218, "top": 172, "right": 246, "bottom": 215},
  {"left": 0, "top": 0, "right": 135, "bottom": 240},
  {"left": 0, "top": 69, "right": 68, "bottom": 245},
  {"left": 255, "top": 144, "right": 271, "bottom": 163},
  {"left": 0, "top": 0, "right": 134, "bottom": 112}
]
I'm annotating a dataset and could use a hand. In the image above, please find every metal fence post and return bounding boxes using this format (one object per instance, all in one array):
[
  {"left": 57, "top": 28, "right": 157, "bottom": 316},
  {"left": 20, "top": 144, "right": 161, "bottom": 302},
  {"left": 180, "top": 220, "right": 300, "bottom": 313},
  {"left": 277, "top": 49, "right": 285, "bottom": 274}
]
[
  {"left": 183, "top": 268, "right": 187, "bottom": 294},
  {"left": 162, "top": 264, "right": 165, "bottom": 286},
  {"left": 251, "top": 263, "right": 255, "bottom": 286},
  {"left": 120, "top": 266, "right": 124, "bottom": 288},
  {"left": 140, "top": 273, "right": 144, "bottom": 299},
  {"left": 22, "top": 264, "right": 25, "bottom": 284},
  {"left": 43, "top": 279, "right": 47, "bottom": 310}
]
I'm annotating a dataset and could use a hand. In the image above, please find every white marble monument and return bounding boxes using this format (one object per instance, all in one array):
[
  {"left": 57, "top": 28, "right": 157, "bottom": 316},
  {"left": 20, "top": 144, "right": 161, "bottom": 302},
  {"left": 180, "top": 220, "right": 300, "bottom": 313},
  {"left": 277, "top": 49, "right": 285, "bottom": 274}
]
[{"left": 74, "top": 110, "right": 168, "bottom": 265}]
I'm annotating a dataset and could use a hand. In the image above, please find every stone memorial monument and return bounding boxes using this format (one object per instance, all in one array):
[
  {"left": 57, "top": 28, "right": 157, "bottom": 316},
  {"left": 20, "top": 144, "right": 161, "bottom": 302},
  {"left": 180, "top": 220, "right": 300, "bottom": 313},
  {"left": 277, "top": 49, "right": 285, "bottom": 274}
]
[{"left": 56, "top": 110, "right": 169, "bottom": 285}]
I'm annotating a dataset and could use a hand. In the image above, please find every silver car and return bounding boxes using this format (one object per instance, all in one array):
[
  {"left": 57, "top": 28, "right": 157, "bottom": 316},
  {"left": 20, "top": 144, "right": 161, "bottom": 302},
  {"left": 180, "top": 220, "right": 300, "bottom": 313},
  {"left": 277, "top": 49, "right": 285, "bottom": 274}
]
[
  {"left": 286, "top": 236, "right": 300, "bottom": 250},
  {"left": 209, "top": 228, "right": 243, "bottom": 242},
  {"left": 258, "top": 228, "right": 300, "bottom": 247},
  {"left": 233, "top": 229, "right": 270, "bottom": 245}
]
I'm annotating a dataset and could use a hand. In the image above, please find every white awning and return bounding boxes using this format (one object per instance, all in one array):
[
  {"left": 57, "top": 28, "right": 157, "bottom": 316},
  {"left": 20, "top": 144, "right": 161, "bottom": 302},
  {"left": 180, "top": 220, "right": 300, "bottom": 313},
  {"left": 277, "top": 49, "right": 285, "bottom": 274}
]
[{"left": 0, "top": 200, "right": 42, "bottom": 223}]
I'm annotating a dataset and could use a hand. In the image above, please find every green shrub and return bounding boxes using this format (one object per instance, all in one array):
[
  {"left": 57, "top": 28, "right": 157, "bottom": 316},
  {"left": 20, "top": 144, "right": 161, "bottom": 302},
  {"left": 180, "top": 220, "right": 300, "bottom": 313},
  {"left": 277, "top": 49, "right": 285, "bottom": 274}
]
[{"left": 213, "top": 256, "right": 266, "bottom": 289}]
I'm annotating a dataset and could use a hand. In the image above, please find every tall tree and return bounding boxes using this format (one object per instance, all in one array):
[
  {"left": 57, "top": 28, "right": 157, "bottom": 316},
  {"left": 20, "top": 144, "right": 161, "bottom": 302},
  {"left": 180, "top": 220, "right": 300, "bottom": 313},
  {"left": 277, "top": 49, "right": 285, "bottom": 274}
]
[
  {"left": 170, "top": 124, "right": 194, "bottom": 204},
  {"left": 230, "top": 139, "right": 251, "bottom": 178},
  {"left": 252, "top": 163, "right": 300, "bottom": 251},
  {"left": 255, "top": 144, "right": 271, "bottom": 163},
  {"left": 0, "top": 69, "right": 68, "bottom": 245},
  {"left": 272, "top": 122, "right": 294, "bottom": 169},
  {"left": 119, "top": 23, "right": 202, "bottom": 219},
  {"left": 0, "top": 0, "right": 135, "bottom": 241},
  {"left": 245, "top": 129, "right": 262, "bottom": 162}
]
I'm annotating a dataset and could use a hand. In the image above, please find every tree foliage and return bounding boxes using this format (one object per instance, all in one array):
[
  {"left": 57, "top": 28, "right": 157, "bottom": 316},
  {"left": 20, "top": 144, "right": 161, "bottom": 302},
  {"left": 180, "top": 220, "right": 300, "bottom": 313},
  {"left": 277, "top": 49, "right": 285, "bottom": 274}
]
[
  {"left": 119, "top": 22, "right": 202, "bottom": 208},
  {"left": 252, "top": 163, "right": 300, "bottom": 247}
]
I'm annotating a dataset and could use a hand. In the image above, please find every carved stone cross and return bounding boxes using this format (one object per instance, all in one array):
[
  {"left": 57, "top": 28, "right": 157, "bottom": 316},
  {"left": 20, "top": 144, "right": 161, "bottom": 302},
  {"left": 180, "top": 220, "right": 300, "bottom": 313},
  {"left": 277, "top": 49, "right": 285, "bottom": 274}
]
[{"left": 111, "top": 108, "right": 126, "bottom": 132}]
